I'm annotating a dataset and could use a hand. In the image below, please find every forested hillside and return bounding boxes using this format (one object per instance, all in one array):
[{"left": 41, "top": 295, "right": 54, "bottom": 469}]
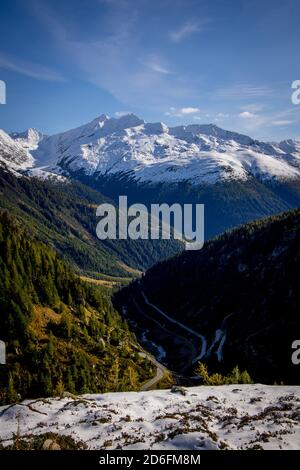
[
  {"left": 75, "top": 167, "right": 300, "bottom": 240},
  {"left": 0, "top": 211, "right": 155, "bottom": 404},
  {"left": 117, "top": 209, "right": 300, "bottom": 384},
  {"left": 0, "top": 169, "right": 181, "bottom": 278}
]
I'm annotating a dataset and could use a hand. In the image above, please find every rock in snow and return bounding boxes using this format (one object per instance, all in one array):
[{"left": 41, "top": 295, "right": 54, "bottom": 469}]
[
  {"left": 1, "top": 114, "right": 300, "bottom": 184},
  {"left": 0, "top": 385, "right": 299, "bottom": 450}
]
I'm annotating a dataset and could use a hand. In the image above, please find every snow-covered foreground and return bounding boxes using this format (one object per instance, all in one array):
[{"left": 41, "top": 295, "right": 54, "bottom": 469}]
[{"left": 0, "top": 385, "right": 299, "bottom": 450}]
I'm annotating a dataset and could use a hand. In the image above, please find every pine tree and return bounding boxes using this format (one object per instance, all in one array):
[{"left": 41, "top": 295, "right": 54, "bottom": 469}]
[
  {"left": 67, "top": 369, "right": 76, "bottom": 394},
  {"left": 41, "top": 372, "right": 52, "bottom": 396},
  {"left": 123, "top": 365, "right": 139, "bottom": 391},
  {"left": 54, "top": 378, "right": 64, "bottom": 397},
  {"left": 60, "top": 311, "right": 72, "bottom": 338},
  {"left": 47, "top": 333, "right": 55, "bottom": 357},
  {"left": 107, "top": 358, "right": 119, "bottom": 391},
  {"left": 240, "top": 370, "right": 253, "bottom": 384},
  {"left": 7, "top": 373, "right": 18, "bottom": 403}
]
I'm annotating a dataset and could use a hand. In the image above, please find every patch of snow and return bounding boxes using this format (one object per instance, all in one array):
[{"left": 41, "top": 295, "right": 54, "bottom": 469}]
[
  {"left": 26, "top": 166, "right": 68, "bottom": 182},
  {"left": 0, "top": 385, "right": 299, "bottom": 450}
]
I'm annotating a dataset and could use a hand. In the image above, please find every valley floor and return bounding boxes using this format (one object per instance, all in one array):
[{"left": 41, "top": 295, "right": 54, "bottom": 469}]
[{"left": 0, "top": 385, "right": 299, "bottom": 450}]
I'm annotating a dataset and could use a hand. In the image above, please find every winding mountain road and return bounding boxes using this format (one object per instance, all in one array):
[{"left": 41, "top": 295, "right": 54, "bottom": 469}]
[
  {"left": 139, "top": 352, "right": 168, "bottom": 391},
  {"left": 141, "top": 291, "right": 207, "bottom": 361},
  {"left": 126, "top": 290, "right": 228, "bottom": 388}
]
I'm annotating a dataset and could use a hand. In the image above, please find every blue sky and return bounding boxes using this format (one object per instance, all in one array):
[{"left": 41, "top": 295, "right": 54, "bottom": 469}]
[{"left": 0, "top": 0, "right": 299, "bottom": 140}]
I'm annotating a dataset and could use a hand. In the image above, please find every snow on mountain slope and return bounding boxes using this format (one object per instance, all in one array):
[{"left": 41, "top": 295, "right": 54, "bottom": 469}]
[
  {"left": 30, "top": 116, "right": 300, "bottom": 183},
  {"left": 32, "top": 114, "right": 144, "bottom": 170},
  {"left": 10, "top": 128, "right": 43, "bottom": 151},
  {"left": 0, "top": 385, "right": 299, "bottom": 450},
  {"left": 0, "top": 129, "right": 66, "bottom": 180},
  {"left": 0, "top": 129, "right": 34, "bottom": 173},
  {"left": 2, "top": 114, "right": 300, "bottom": 184}
]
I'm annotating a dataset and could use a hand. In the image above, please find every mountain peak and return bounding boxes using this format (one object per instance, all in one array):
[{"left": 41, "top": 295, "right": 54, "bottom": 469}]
[
  {"left": 114, "top": 113, "right": 144, "bottom": 127},
  {"left": 11, "top": 127, "right": 42, "bottom": 139},
  {"left": 86, "top": 113, "right": 144, "bottom": 134},
  {"left": 10, "top": 128, "right": 43, "bottom": 151},
  {"left": 87, "top": 114, "right": 109, "bottom": 131}
]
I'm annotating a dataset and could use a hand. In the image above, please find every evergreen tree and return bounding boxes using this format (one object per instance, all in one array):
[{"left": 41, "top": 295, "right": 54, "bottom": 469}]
[{"left": 7, "top": 374, "right": 18, "bottom": 403}]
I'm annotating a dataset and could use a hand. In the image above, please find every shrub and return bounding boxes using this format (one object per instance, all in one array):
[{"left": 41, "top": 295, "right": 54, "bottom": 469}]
[{"left": 195, "top": 362, "right": 253, "bottom": 385}]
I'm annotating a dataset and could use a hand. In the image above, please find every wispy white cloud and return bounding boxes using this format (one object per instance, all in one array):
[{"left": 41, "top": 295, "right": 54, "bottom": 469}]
[
  {"left": 165, "top": 106, "right": 200, "bottom": 117},
  {"left": 240, "top": 103, "right": 265, "bottom": 113},
  {"left": 28, "top": 0, "right": 196, "bottom": 107},
  {"left": 181, "top": 106, "right": 200, "bottom": 114},
  {"left": 142, "top": 54, "right": 171, "bottom": 75},
  {"left": 216, "top": 112, "right": 230, "bottom": 118},
  {"left": 68, "top": 38, "right": 187, "bottom": 106},
  {"left": 239, "top": 111, "right": 257, "bottom": 119},
  {"left": 169, "top": 20, "right": 201, "bottom": 42},
  {"left": 271, "top": 119, "right": 293, "bottom": 126},
  {"left": 0, "top": 53, "right": 66, "bottom": 82},
  {"left": 216, "top": 84, "right": 273, "bottom": 99},
  {"left": 212, "top": 112, "right": 231, "bottom": 123},
  {"left": 146, "top": 62, "right": 170, "bottom": 75},
  {"left": 115, "top": 111, "right": 130, "bottom": 117},
  {"left": 237, "top": 107, "right": 299, "bottom": 133},
  {"left": 23, "top": 0, "right": 297, "bottom": 142}
]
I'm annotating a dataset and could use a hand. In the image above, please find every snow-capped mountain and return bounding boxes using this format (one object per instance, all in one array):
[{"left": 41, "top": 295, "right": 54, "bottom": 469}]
[
  {"left": 10, "top": 128, "right": 43, "bottom": 151},
  {"left": 0, "top": 128, "right": 66, "bottom": 180},
  {"left": 0, "top": 129, "right": 34, "bottom": 173},
  {"left": 1, "top": 114, "right": 300, "bottom": 184}
]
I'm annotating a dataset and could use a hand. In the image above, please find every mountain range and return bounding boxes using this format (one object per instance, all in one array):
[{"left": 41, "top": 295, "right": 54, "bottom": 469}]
[
  {"left": 1, "top": 114, "right": 300, "bottom": 239},
  {"left": 1, "top": 113, "right": 300, "bottom": 184}
]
